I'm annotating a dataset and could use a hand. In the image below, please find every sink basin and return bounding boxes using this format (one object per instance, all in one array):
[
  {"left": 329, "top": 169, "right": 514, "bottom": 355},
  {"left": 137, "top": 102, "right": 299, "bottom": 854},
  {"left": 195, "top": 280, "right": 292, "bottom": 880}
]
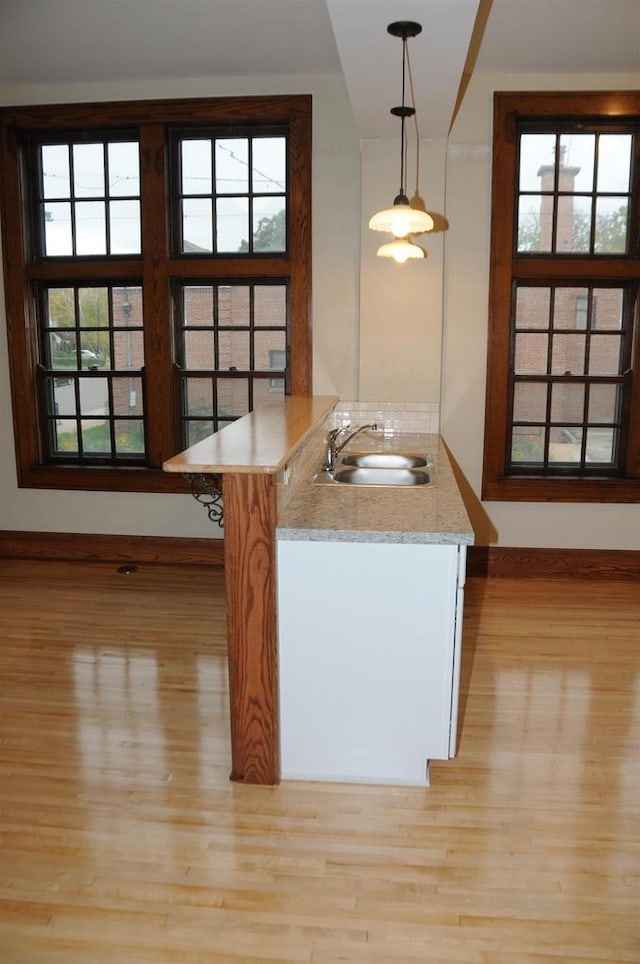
[
  {"left": 331, "top": 466, "right": 431, "bottom": 486},
  {"left": 340, "top": 451, "right": 428, "bottom": 469}
]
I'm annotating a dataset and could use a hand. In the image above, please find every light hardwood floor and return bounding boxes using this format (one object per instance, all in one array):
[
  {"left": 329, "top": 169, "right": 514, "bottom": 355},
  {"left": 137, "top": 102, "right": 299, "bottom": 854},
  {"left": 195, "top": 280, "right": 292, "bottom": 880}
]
[{"left": 0, "top": 560, "right": 638, "bottom": 963}]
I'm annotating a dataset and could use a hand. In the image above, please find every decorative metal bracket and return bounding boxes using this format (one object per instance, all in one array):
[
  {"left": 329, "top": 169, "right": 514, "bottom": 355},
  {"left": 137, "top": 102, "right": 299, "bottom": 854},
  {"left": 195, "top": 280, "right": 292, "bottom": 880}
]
[{"left": 184, "top": 473, "right": 224, "bottom": 527}]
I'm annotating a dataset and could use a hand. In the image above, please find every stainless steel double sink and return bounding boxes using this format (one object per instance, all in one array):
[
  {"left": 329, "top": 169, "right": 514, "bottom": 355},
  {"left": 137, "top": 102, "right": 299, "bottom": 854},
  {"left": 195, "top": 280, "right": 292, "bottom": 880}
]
[{"left": 315, "top": 451, "right": 432, "bottom": 487}]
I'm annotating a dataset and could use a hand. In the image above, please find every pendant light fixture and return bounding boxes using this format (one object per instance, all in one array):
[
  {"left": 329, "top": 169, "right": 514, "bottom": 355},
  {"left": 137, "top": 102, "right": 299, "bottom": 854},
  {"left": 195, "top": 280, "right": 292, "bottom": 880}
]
[{"left": 369, "top": 21, "right": 434, "bottom": 262}]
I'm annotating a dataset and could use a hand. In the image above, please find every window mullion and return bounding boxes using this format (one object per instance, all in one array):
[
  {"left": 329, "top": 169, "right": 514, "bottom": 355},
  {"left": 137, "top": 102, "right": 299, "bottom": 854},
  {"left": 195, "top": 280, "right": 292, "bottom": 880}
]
[{"left": 139, "top": 123, "right": 176, "bottom": 466}]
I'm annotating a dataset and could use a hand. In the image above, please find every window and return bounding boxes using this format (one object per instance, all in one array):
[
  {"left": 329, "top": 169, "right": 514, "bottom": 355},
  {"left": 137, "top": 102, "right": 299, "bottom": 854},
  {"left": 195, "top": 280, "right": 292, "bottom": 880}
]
[
  {"left": 483, "top": 92, "right": 640, "bottom": 503},
  {"left": 176, "top": 281, "right": 288, "bottom": 444},
  {"left": 0, "top": 96, "right": 311, "bottom": 492}
]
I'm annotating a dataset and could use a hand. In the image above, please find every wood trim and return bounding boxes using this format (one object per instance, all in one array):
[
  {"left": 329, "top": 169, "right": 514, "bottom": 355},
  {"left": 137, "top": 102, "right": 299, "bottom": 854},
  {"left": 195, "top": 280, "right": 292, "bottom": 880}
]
[
  {"left": 468, "top": 545, "right": 640, "bottom": 579},
  {"left": 0, "top": 530, "right": 223, "bottom": 566},
  {"left": 0, "top": 95, "right": 313, "bottom": 130},
  {"left": 222, "top": 472, "right": 279, "bottom": 785},
  {"left": 288, "top": 102, "right": 313, "bottom": 396},
  {"left": 140, "top": 122, "right": 174, "bottom": 468}
]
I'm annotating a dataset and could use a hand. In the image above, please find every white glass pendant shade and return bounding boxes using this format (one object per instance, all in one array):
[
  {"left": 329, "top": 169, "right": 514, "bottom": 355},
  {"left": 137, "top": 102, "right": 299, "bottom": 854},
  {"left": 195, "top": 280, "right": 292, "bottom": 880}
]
[
  {"left": 376, "top": 237, "right": 426, "bottom": 263},
  {"left": 369, "top": 197, "right": 434, "bottom": 237}
]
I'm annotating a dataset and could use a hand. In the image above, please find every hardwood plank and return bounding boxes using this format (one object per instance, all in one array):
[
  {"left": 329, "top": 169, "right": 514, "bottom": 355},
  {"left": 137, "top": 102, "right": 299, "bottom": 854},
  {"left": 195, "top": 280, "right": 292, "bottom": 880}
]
[{"left": 0, "top": 561, "right": 638, "bottom": 963}]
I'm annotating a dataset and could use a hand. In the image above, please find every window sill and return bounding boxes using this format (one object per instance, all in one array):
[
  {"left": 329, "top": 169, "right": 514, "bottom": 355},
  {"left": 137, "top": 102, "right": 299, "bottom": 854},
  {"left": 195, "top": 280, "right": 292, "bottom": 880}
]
[
  {"left": 482, "top": 475, "right": 640, "bottom": 504},
  {"left": 18, "top": 464, "right": 191, "bottom": 495}
]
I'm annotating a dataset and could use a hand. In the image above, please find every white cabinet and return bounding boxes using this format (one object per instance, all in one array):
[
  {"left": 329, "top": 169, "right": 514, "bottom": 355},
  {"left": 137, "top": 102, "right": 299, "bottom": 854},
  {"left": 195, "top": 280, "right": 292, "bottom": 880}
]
[{"left": 277, "top": 539, "right": 466, "bottom": 785}]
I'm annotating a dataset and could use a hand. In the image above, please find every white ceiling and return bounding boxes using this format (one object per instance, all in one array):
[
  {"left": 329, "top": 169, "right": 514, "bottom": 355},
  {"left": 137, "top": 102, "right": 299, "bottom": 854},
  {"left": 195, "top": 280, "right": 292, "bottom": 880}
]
[{"left": 0, "top": 0, "right": 638, "bottom": 139}]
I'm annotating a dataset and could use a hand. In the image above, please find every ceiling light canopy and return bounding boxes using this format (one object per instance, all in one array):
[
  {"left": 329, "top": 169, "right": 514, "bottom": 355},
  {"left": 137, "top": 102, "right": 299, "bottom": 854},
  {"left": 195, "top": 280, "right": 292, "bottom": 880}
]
[{"left": 369, "top": 21, "right": 434, "bottom": 262}]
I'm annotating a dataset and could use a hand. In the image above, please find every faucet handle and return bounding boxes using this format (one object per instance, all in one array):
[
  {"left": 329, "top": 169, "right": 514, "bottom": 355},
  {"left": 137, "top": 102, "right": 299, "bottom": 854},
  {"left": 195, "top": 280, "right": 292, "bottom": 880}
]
[{"left": 328, "top": 425, "right": 348, "bottom": 441}]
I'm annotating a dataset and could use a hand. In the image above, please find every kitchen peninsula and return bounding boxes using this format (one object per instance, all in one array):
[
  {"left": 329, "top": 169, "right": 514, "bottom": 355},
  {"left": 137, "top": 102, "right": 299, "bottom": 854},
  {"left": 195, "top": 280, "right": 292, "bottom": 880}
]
[{"left": 163, "top": 395, "right": 473, "bottom": 786}]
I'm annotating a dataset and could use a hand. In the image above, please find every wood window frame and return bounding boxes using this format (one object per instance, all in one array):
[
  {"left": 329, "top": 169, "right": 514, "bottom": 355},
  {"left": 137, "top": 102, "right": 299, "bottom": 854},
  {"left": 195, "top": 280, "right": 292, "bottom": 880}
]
[
  {"left": 483, "top": 91, "right": 640, "bottom": 504},
  {"left": 0, "top": 95, "right": 312, "bottom": 493}
]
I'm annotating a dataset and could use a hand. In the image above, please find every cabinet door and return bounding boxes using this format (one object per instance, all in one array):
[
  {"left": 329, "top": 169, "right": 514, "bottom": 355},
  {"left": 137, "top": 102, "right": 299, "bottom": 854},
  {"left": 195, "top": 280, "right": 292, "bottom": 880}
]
[{"left": 277, "top": 540, "right": 459, "bottom": 784}]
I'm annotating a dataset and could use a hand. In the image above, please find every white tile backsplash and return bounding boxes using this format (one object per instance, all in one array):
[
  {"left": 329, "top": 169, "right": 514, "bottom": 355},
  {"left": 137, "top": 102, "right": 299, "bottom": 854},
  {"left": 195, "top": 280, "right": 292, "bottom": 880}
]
[{"left": 331, "top": 400, "right": 439, "bottom": 435}]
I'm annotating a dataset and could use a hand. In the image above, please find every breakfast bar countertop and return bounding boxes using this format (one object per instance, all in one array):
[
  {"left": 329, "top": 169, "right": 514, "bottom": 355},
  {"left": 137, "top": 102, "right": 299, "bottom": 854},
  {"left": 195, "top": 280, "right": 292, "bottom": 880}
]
[
  {"left": 277, "top": 430, "right": 474, "bottom": 546},
  {"left": 162, "top": 395, "right": 338, "bottom": 475}
]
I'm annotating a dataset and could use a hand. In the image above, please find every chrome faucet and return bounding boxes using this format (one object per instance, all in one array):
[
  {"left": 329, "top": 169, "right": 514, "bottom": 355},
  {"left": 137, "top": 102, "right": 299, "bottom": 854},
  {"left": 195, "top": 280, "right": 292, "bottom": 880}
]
[{"left": 323, "top": 423, "right": 379, "bottom": 472}]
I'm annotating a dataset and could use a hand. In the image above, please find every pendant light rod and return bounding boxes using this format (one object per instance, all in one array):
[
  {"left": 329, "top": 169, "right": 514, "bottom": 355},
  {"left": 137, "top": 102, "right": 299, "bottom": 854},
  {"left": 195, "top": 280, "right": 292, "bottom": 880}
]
[
  {"left": 388, "top": 21, "right": 421, "bottom": 204},
  {"left": 368, "top": 19, "right": 434, "bottom": 252}
]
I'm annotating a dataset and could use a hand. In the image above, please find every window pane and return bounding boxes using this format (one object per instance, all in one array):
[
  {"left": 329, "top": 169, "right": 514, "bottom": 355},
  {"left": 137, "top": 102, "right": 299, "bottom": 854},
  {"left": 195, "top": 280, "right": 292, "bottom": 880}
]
[
  {"left": 517, "top": 196, "right": 549, "bottom": 252},
  {"left": 597, "top": 134, "right": 632, "bottom": 192},
  {"left": 551, "top": 334, "right": 585, "bottom": 375},
  {"left": 182, "top": 198, "right": 213, "bottom": 252},
  {"left": 519, "top": 134, "right": 555, "bottom": 191},
  {"left": 42, "top": 144, "right": 70, "bottom": 199},
  {"left": 218, "top": 286, "right": 250, "bottom": 326},
  {"left": 254, "top": 330, "right": 285, "bottom": 370},
  {"left": 44, "top": 202, "right": 72, "bottom": 255},
  {"left": 588, "top": 335, "right": 622, "bottom": 374},
  {"left": 254, "top": 378, "right": 284, "bottom": 404},
  {"left": 79, "top": 377, "right": 108, "bottom": 416},
  {"left": 114, "top": 419, "right": 145, "bottom": 455},
  {"left": 551, "top": 383, "right": 585, "bottom": 423},
  {"left": 79, "top": 287, "right": 109, "bottom": 328},
  {"left": 73, "top": 143, "right": 104, "bottom": 198},
  {"left": 592, "top": 289, "right": 623, "bottom": 330},
  {"left": 52, "top": 419, "right": 78, "bottom": 454},
  {"left": 218, "top": 331, "right": 250, "bottom": 370},
  {"left": 511, "top": 426, "right": 545, "bottom": 463},
  {"left": 594, "top": 197, "right": 628, "bottom": 253},
  {"left": 559, "top": 134, "right": 594, "bottom": 191},
  {"left": 81, "top": 418, "right": 111, "bottom": 453},
  {"left": 217, "top": 378, "right": 249, "bottom": 418},
  {"left": 255, "top": 285, "right": 286, "bottom": 326},
  {"left": 51, "top": 377, "right": 76, "bottom": 416},
  {"left": 110, "top": 200, "right": 141, "bottom": 254},
  {"left": 217, "top": 196, "right": 248, "bottom": 252},
  {"left": 185, "top": 378, "right": 213, "bottom": 417},
  {"left": 513, "top": 382, "right": 547, "bottom": 422},
  {"left": 49, "top": 332, "right": 76, "bottom": 368},
  {"left": 588, "top": 384, "right": 620, "bottom": 424},
  {"left": 113, "top": 330, "right": 143, "bottom": 370},
  {"left": 586, "top": 427, "right": 617, "bottom": 464},
  {"left": 112, "top": 377, "right": 143, "bottom": 416},
  {"left": 549, "top": 427, "right": 582, "bottom": 462},
  {"left": 514, "top": 333, "right": 548, "bottom": 374},
  {"left": 553, "top": 287, "right": 589, "bottom": 330},
  {"left": 108, "top": 141, "right": 140, "bottom": 197},
  {"left": 184, "top": 286, "right": 214, "bottom": 326},
  {"left": 252, "top": 137, "right": 286, "bottom": 194},
  {"left": 186, "top": 420, "right": 214, "bottom": 446},
  {"left": 558, "top": 195, "right": 591, "bottom": 253},
  {"left": 216, "top": 138, "right": 248, "bottom": 194},
  {"left": 47, "top": 288, "right": 76, "bottom": 328},
  {"left": 253, "top": 197, "right": 286, "bottom": 252},
  {"left": 75, "top": 201, "right": 106, "bottom": 255},
  {"left": 182, "top": 140, "right": 211, "bottom": 195},
  {"left": 113, "top": 287, "right": 143, "bottom": 328},
  {"left": 185, "top": 330, "right": 215, "bottom": 369}
]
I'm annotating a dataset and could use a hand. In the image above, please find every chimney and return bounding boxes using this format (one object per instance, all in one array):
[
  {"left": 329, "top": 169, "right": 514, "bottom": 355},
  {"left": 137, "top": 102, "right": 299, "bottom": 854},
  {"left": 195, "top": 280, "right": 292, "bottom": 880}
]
[{"left": 537, "top": 147, "right": 581, "bottom": 251}]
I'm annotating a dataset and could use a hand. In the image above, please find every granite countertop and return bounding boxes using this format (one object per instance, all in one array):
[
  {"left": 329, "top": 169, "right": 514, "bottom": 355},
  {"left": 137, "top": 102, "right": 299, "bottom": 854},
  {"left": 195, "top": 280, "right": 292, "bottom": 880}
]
[{"left": 276, "top": 430, "right": 474, "bottom": 546}]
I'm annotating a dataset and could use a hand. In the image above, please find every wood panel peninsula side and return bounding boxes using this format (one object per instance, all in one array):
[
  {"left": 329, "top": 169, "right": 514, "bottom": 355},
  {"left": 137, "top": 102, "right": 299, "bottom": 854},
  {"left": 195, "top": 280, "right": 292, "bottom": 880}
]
[{"left": 163, "top": 395, "right": 338, "bottom": 785}]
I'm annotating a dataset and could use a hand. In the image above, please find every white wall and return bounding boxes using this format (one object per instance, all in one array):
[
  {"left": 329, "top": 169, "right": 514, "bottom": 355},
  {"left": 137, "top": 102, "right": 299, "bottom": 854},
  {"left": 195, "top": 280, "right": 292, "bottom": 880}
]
[
  {"left": 0, "top": 72, "right": 361, "bottom": 537},
  {"left": 442, "top": 70, "right": 640, "bottom": 550},
  {"left": 358, "top": 139, "right": 445, "bottom": 403}
]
